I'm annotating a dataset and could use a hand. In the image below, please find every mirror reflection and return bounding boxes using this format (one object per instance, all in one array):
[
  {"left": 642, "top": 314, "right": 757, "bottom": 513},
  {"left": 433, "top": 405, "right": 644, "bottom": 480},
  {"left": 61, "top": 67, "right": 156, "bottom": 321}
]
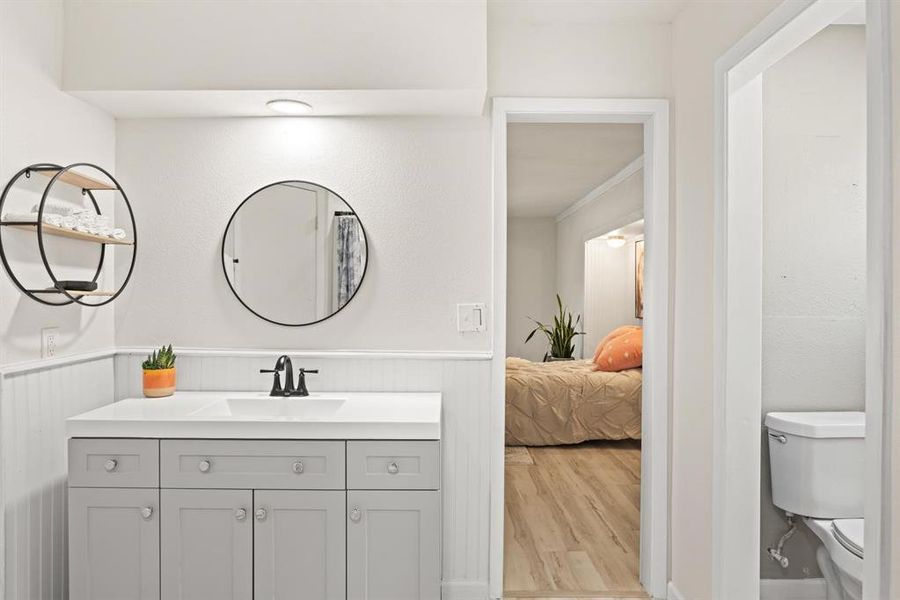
[{"left": 222, "top": 181, "right": 367, "bottom": 326}]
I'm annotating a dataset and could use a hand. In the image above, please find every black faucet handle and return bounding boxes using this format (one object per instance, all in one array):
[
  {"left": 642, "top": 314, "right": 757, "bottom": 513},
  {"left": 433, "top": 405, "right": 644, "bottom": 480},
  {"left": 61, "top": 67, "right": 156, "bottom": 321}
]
[
  {"left": 300, "top": 368, "right": 318, "bottom": 374},
  {"left": 260, "top": 369, "right": 283, "bottom": 396}
]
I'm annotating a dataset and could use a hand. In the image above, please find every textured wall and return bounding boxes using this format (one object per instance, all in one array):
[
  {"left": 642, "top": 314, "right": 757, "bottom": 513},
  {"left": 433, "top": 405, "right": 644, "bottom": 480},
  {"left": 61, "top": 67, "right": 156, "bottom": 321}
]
[
  {"left": 0, "top": 0, "right": 117, "bottom": 366},
  {"left": 759, "top": 24, "right": 866, "bottom": 581},
  {"left": 670, "top": 1, "right": 781, "bottom": 597},
  {"left": 114, "top": 117, "right": 492, "bottom": 352}
]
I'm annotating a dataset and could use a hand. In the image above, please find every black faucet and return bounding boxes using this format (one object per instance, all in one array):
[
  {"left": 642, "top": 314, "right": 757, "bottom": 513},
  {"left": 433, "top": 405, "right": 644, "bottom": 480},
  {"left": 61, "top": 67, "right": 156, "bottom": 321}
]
[{"left": 259, "top": 356, "right": 318, "bottom": 397}]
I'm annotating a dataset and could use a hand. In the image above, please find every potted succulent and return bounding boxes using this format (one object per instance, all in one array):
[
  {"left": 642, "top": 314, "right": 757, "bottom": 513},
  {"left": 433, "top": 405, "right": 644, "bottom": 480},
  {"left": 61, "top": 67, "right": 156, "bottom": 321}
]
[
  {"left": 142, "top": 344, "right": 177, "bottom": 398},
  {"left": 525, "top": 295, "right": 585, "bottom": 361}
]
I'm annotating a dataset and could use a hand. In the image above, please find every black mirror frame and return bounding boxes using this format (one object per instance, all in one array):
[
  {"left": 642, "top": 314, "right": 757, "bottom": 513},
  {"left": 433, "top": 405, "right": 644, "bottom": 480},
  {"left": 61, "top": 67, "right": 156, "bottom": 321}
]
[{"left": 220, "top": 180, "right": 369, "bottom": 327}]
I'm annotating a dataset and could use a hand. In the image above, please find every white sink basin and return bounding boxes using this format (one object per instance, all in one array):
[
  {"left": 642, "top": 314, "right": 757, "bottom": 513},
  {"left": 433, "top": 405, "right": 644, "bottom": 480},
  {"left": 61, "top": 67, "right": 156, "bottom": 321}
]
[
  {"left": 66, "top": 391, "right": 441, "bottom": 440},
  {"left": 190, "top": 396, "right": 347, "bottom": 419}
]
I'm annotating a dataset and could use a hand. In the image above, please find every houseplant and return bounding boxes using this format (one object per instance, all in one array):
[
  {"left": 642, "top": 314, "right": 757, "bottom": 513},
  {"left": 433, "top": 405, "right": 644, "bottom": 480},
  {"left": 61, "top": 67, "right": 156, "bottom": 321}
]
[
  {"left": 142, "top": 344, "right": 177, "bottom": 397},
  {"left": 525, "top": 295, "right": 585, "bottom": 361}
]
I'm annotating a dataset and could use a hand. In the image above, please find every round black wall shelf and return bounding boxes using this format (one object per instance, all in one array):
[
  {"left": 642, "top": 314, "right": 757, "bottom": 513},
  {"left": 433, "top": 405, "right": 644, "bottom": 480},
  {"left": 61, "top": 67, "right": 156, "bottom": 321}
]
[{"left": 0, "top": 162, "right": 137, "bottom": 307}]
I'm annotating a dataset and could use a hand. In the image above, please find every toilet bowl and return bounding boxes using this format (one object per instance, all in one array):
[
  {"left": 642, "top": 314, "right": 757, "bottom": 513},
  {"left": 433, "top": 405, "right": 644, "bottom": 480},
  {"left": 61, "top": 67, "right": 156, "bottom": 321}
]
[
  {"left": 765, "top": 412, "right": 865, "bottom": 600},
  {"left": 804, "top": 517, "right": 862, "bottom": 600}
]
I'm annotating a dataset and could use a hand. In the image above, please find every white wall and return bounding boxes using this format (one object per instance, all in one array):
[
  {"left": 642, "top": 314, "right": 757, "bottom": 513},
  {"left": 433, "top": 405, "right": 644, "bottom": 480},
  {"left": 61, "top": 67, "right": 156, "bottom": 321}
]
[
  {"left": 113, "top": 117, "right": 491, "bottom": 352},
  {"left": 583, "top": 233, "right": 643, "bottom": 354},
  {"left": 506, "top": 217, "right": 557, "bottom": 361},
  {"left": 488, "top": 5, "right": 672, "bottom": 98},
  {"left": 669, "top": 2, "right": 782, "bottom": 597},
  {"left": 758, "top": 25, "right": 867, "bottom": 581},
  {"left": 63, "top": 1, "right": 486, "bottom": 93},
  {"left": 556, "top": 170, "right": 643, "bottom": 358},
  {"left": 0, "top": 0, "right": 117, "bottom": 366}
]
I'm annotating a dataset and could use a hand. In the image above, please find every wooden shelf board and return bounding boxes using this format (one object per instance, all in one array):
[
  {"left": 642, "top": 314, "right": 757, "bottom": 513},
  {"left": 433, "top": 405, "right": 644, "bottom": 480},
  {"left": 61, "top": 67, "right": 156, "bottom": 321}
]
[
  {"left": 27, "top": 289, "right": 114, "bottom": 297},
  {"left": 35, "top": 169, "right": 116, "bottom": 191},
  {"left": 1, "top": 221, "right": 133, "bottom": 245}
]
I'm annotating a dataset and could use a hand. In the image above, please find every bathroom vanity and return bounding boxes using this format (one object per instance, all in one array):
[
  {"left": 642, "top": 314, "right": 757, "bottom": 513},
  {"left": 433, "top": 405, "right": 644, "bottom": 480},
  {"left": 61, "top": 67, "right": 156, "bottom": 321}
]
[{"left": 65, "top": 392, "right": 442, "bottom": 600}]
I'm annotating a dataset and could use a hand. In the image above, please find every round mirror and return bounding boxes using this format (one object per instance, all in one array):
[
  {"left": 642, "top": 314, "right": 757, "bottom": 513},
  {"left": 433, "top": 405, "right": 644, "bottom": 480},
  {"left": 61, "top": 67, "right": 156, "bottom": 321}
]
[{"left": 222, "top": 181, "right": 368, "bottom": 326}]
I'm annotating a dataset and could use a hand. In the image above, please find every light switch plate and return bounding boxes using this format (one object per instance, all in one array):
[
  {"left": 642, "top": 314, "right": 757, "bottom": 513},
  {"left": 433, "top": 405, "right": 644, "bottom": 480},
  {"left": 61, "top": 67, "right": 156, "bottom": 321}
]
[
  {"left": 41, "top": 327, "right": 59, "bottom": 358},
  {"left": 457, "top": 303, "right": 486, "bottom": 332}
]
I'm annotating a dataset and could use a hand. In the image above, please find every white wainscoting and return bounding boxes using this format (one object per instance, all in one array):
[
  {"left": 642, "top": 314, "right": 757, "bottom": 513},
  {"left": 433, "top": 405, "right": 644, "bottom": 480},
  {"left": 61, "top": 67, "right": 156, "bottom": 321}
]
[
  {"left": 1, "top": 354, "right": 116, "bottom": 600},
  {"left": 115, "top": 348, "right": 493, "bottom": 589}
]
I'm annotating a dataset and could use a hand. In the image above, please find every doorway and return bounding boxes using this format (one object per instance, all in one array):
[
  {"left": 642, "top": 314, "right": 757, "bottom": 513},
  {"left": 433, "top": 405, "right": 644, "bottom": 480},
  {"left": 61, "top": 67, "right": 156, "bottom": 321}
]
[
  {"left": 712, "top": 1, "right": 891, "bottom": 597},
  {"left": 490, "top": 99, "right": 670, "bottom": 600}
]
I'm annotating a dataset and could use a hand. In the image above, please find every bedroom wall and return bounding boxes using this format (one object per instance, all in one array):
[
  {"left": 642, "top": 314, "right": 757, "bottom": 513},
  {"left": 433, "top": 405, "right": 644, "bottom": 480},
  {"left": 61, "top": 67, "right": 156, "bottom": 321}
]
[
  {"left": 0, "top": 0, "right": 117, "bottom": 366},
  {"left": 583, "top": 229, "right": 643, "bottom": 354},
  {"left": 555, "top": 169, "right": 643, "bottom": 358},
  {"left": 507, "top": 217, "right": 557, "bottom": 361},
  {"left": 759, "top": 24, "right": 866, "bottom": 581}
]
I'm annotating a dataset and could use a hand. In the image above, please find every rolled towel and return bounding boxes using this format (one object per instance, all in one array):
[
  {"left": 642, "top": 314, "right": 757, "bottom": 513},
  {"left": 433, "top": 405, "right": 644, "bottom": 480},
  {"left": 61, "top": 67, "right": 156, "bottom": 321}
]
[{"left": 109, "top": 228, "right": 127, "bottom": 240}]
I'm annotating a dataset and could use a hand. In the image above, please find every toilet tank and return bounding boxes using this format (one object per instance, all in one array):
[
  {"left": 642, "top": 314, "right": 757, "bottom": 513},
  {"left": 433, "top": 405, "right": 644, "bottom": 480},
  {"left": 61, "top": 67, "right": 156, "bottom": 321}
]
[{"left": 765, "top": 411, "right": 865, "bottom": 519}]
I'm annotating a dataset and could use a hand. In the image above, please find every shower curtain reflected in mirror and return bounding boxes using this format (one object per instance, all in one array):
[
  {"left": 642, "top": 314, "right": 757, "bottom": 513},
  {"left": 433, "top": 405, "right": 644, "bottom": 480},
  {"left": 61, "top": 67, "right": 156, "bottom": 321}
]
[{"left": 334, "top": 212, "right": 366, "bottom": 310}]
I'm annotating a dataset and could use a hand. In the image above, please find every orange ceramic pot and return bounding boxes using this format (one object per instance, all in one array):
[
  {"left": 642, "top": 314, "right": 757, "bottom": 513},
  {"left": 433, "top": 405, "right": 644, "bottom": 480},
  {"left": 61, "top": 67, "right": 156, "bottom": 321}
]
[{"left": 143, "top": 368, "right": 176, "bottom": 398}]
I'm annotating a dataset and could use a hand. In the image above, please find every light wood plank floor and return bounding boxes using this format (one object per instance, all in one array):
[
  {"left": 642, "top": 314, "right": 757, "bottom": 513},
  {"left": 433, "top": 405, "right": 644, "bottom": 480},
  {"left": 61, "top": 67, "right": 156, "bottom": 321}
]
[{"left": 503, "top": 441, "right": 646, "bottom": 600}]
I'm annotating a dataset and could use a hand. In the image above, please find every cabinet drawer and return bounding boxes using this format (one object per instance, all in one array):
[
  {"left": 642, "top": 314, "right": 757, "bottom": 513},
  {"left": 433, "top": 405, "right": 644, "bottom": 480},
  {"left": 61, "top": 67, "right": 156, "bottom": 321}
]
[
  {"left": 160, "top": 440, "right": 345, "bottom": 489},
  {"left": 68, "top": 438, "right": 159, "bottom": 488},
  {"left": 347, "top": 441, "right": 440, "bottom": 490}
]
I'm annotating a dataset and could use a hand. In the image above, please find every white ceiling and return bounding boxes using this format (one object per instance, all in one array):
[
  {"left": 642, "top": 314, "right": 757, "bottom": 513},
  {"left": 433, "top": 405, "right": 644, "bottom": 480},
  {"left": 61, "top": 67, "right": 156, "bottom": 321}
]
[
  {"left": 489, "top": 0, "right": 688, "bottom": 25},
  {"left": 507, "top": 122, "right": 643, "bottom": 218}
]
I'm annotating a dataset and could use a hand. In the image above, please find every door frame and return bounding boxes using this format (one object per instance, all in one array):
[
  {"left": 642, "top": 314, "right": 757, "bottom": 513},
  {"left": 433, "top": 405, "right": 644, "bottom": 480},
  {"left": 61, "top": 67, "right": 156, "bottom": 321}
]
[
  {"left": 712, "top": 0, "right": 893, "bottom": 597},
  {"left": 490, "top": 97, "right": 671, "bottom": 599}
]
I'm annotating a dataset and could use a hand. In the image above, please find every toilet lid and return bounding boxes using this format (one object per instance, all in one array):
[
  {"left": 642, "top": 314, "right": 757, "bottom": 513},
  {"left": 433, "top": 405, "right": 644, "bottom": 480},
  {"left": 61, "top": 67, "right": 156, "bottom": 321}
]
[{"left": 832, "top": 519, "right": 864, "bottom": 559}]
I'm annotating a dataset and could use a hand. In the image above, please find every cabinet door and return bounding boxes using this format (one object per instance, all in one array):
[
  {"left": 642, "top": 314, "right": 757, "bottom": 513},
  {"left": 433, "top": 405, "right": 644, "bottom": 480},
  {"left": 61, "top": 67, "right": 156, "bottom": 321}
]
[
  {"left": 161, "top": 489, "right": 252, "bottom": 600},
  {"left": 347, "top": 490, "right": 441, "bottom": 600},
  {"left": 69, "top": 487, "right": 160, "bottom": 600},
  {"left": 254, "top": 490, "right": 346, "bottom": 600}
]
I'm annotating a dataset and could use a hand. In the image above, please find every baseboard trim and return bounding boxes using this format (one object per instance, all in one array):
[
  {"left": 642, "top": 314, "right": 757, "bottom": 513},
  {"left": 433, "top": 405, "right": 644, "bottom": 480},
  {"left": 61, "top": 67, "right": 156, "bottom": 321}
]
[
  {"left": 442, "top": 580, "right": 490, "bottom": 600},
  {"left": 759, "top": 578, "right": 827, "bottom": 600},
  {"left": 667, "top": 581, "right": 686, "bottom": 600}
]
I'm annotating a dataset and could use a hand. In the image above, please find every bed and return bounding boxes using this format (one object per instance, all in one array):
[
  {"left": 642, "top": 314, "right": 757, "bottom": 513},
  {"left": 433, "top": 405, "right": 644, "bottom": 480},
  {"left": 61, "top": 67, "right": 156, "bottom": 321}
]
[{"left": 505, "top": 357, "right": 642, "bottom": 446}]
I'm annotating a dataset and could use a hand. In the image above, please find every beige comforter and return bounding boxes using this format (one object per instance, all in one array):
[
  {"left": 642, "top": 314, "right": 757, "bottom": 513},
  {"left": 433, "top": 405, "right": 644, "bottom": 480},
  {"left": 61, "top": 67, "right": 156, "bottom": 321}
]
[{"left": 505, "top": 357, "right": 642, "bottom": 446}]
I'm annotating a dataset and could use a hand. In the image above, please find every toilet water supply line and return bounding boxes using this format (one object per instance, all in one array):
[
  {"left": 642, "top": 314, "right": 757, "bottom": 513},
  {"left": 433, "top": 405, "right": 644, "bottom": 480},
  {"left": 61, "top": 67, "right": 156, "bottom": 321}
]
[{"left": 767, "top": 512, "right": 797, "bottom": 568}]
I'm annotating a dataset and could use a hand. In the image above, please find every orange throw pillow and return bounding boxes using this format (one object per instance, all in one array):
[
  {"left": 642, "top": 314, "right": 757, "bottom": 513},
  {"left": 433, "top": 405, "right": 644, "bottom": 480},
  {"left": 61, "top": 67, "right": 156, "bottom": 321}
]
[
  {"left": 592, "top": 325, "right": 641, "bottom": 363},
  {"left": 595, "top": 327, "right": 643, "bottom": 372}
]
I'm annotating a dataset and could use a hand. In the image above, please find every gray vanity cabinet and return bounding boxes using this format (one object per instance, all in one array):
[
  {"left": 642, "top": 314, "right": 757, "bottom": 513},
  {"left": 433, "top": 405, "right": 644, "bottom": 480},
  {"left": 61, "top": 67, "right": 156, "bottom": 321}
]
[
  {"left": 346, "top": 490, "right": 441, "bottom": 600},
  {"left": 69, "top": 438, "right": 441, "bottom": 600},
  {"left": 160, "top": 489, "right": 253, "bottom": 600},
  {"left": 254, "top": 490, "right": 346, "bottom": 600},
  {"left": 68, "top": 487, "right": 160, "bottom": 600}
]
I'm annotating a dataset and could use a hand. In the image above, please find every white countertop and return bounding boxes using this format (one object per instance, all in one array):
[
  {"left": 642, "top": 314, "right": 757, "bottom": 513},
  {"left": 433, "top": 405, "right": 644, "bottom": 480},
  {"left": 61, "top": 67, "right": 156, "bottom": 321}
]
[{"left": 66, "top": 391, "right": 441, "bottom": 440}]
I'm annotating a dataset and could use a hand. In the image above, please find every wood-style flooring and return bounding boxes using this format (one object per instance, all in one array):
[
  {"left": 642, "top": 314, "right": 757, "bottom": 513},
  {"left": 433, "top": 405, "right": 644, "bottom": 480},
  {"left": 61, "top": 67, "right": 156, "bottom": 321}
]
[{"left": 503, "top": 441, "right": 646, "bottom": 600}]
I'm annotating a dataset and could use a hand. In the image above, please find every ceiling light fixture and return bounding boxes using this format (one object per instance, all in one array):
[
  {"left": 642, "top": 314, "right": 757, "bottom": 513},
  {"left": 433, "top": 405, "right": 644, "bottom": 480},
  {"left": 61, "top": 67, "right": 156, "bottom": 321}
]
[
  {"left": 606, "top": 235, "right": 626, "bottom": 248},
  {"left": 266, "top": 99, "right": 313, "bottom": 115}
]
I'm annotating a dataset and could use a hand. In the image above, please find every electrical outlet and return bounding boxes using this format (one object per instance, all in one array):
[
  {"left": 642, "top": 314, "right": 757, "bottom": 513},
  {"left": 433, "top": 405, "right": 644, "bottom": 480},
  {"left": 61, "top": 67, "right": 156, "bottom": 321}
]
[{"left": 41, "top": 327, "right": 59, "bottom": 359}]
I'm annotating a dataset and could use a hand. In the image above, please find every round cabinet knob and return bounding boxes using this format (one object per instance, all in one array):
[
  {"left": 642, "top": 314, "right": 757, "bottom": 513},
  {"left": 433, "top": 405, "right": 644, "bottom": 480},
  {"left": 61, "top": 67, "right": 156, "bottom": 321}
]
[
  {"left": 349, "top": 507, "right": 361, "bottom": 522},
  {"left": 291, "top": 460, "right": 304, "bottom": 474},
  {"left": 387, "top": 461, "right": 400, "bottom": 475},
  {"left": 255, "top": 508, "right": 267, "bottom": 522},
  {"left": 140, "top": 507, "right": 153, "bottom": 520},
  {"left": 104, "top": 459, "right": 118, "bottom": 472},
  {"left": 198, "top": 459, "right": 211, "bottom": 473},
  {"left": 235, "top": 508, "right": 247, "bottom": 521}
]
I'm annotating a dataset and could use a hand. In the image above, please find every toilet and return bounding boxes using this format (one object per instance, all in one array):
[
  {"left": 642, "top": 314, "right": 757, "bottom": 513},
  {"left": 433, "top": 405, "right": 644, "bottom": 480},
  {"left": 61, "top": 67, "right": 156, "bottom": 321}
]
[{"left": 765, "top": 411, "right": 865, "bottom": 600}]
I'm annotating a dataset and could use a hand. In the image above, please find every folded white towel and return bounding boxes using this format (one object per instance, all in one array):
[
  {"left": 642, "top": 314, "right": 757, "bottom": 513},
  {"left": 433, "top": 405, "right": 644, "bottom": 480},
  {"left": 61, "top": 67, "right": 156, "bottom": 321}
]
[
  {"left": 109, "top": 228, "right": 127, "bottom": 240},
  {"left": 2, "top": 212, "right": 38, "bottom": 223},
  {"left": 32, "top": 202, "right": 81, "bottom": 217}
]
